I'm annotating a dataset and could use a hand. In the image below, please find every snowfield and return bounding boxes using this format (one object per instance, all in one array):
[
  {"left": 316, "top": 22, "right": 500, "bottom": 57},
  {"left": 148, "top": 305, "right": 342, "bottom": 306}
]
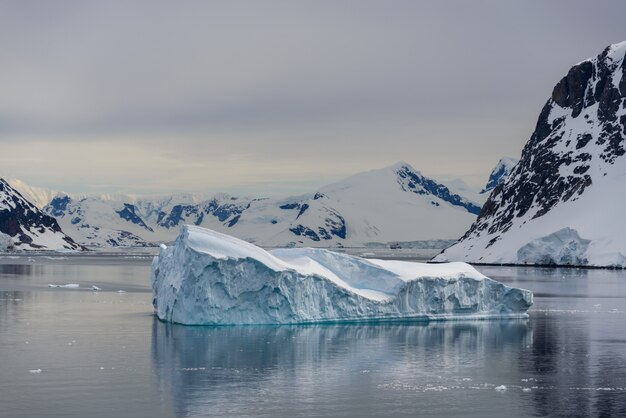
[{"left": 151, "top": 226, "right": 533, "bottom": 325}]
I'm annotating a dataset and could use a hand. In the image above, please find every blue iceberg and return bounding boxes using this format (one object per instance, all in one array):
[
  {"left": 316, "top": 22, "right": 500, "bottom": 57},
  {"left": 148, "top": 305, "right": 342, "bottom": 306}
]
[{"left": 151, "top": 226, "right": 533, "bottom": 325}]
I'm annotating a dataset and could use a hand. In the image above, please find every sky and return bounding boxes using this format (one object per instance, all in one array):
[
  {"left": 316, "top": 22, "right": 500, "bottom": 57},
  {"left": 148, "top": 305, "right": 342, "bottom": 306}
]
[{"left": 1, "top": 1, "right": 625, "bottom": 197}]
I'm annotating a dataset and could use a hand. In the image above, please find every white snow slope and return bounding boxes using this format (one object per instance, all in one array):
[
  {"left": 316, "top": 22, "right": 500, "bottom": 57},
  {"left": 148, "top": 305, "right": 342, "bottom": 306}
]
[
  {"left": 7, "top": 178, "right": 60, "bottom": 209},
  {"left": 151, "top": 225, "right": 533, "bottom": 325},
  {"left": 40, "top": 162, "right": 482, "bottom": 248},
  {"left": 435, "top": 41, "right": 626, "bottom": 267}
]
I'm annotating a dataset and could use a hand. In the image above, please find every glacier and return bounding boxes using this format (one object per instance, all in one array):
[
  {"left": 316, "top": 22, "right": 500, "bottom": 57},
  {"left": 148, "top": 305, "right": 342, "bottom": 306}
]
[{"left": 151, "top": 225, "right": 533, "bottom": 325}]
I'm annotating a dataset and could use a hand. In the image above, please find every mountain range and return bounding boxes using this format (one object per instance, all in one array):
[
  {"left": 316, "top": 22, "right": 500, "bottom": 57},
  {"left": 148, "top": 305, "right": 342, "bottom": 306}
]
[{"left": 5, "top": 160, "right": 514, "bottom": 249}]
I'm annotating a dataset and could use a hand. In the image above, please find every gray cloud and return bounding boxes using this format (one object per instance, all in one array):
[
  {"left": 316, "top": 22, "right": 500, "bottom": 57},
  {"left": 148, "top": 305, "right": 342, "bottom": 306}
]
[{"left": 1, "top": 0, "right": 625, "bottom": 195}]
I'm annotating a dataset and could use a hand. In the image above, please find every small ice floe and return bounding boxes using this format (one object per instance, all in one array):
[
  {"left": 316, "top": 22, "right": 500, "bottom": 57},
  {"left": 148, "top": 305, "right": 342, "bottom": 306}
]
[
  {"left": 116, "top": 290, "right": 127, "bottom": 294},
  {"left": 522, "top": 388, "right": 532, "bottom": 392},
  {"left": 48, "top": 284, "right": 80, "bottom": 288},
  {"left": 91, "top": 286, "right": 101, "bottom": 291},
  {"left": 29, "top": 369, "right": 42, "bottom": 374},
  {"left": 495, "top": 385, "right": 507, "bottom": 392}
]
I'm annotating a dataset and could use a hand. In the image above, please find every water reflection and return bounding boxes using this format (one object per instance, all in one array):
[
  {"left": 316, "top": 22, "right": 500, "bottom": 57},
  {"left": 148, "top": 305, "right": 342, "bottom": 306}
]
[
  {"left": 0, "top": 263, "right": 37, "bottom": 276},
  {"left": 151, "top": 320, "right": 532, "bottom": 417}
]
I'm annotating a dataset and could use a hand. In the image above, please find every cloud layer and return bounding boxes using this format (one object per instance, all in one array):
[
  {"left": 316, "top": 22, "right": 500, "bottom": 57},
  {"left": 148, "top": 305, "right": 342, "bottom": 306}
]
[{"left": 1, "top": 1, "right": 625, "bottom": 195}]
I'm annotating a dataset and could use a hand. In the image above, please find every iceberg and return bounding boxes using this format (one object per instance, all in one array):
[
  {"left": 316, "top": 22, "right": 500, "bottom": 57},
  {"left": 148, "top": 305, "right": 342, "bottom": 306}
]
[
  {"left": 516, "top": 228, "right": 591, "bottom": 266},
  {"left": 151, "top": 226, "right": 533, "bottom": 325}
]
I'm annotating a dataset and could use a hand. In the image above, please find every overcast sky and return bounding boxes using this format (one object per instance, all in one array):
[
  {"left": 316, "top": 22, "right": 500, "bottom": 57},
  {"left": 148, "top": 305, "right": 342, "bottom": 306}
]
[{"left": 1, "top": 1, "right": 625, "bottom": 196}]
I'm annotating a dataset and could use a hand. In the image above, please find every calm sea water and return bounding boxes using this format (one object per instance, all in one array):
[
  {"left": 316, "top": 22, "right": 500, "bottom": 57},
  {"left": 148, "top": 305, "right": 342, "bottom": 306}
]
[{"left": 0, "top": 254, "right": 625, "bottom": 417}]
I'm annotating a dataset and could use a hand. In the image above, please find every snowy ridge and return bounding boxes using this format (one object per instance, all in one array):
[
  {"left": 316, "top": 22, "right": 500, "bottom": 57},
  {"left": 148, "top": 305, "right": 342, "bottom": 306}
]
[
  {"left": 151, "top": 225, "right": 533, "bottom": 325},
  {"left": 39, "top": 162, "right": 482, "bottom": 248},
  {"left": 435, "top": 41, "right": 626, "bottom": 267},
  {"left": 6, "top": 178, "right": 60, "bottom": 209}
]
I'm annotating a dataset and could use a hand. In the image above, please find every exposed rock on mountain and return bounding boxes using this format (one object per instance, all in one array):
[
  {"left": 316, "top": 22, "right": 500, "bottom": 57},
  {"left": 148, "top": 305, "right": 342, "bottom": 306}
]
[
  {"left": 434, "top": 41, "right": 626, "bottom": 267},
  {"left": 0, "top": 179, "right": 83, "bottom": 251}
]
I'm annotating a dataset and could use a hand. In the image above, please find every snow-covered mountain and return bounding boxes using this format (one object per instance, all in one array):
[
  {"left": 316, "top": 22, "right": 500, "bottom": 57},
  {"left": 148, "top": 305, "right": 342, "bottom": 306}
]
[
  {"left": 435, "top": 41, "right": 626, "bottom": 267},
  {"left": 445, "top": 158, "right": 518, "bottom": 206},
  {"left": 41, "top": 162, "right": 481, "bottom": 248},
  {"left": 7, "top": 178, "right": 60, "bottom": 209},
  {"left": 480, "top": 157, "right": 518, "bottom": 194},
  {"left": 0, "top": 179, "right": 83, "bottom": 251}
]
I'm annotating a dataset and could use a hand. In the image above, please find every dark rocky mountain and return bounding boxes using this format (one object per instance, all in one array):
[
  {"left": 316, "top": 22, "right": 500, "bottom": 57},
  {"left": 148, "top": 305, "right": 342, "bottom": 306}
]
[
  {"left": 435, "top": 41, "right": 626, "bottom": 267},
  {"left": 0, "top": 179, "right": 83, "bottom": 251}
]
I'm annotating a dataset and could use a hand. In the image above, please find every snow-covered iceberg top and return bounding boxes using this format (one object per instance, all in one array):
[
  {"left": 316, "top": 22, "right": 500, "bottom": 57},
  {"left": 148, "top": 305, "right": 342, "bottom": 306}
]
[{"left": 151, "top": 225, "right": 533, "bottom": 325}]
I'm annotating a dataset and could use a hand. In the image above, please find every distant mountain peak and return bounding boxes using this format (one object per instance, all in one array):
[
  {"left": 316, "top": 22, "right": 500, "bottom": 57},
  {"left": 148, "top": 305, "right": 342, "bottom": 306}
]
[
  {"left": 392, "top": 164, "right": 481, "bottom": 215},
  {"left": 480, "top": 157, "right": 518, "bottom": 194}
]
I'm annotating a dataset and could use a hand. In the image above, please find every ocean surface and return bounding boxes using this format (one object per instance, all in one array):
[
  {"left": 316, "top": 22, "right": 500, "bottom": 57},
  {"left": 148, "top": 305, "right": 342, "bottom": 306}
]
[{"left": 0, "top": 253, "right": 625, "bottom": 417}]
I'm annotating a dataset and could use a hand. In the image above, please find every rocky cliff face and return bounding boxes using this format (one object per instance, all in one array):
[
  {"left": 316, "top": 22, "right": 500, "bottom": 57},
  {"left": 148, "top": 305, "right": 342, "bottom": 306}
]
[
  {"left": 434, "top": 41, "right": 626, "bottom": 267},
  {"left": 0, "top": 179, "right": 83, "bottom": 251}
]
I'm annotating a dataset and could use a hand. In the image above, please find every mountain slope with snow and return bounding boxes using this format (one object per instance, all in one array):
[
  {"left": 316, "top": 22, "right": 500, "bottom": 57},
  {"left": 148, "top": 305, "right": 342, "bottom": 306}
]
[
  {"left": 43, "top": 162, "right": 481, "bottom": 248},
  {"left": 0, "top": 179, "right": 83, "bottom": 251},
  {"left": 7, "top": 178, "right": 60, "bottom": 209},
  {"left": 434, "top": 41, "right": 626, "bottom": 267}
]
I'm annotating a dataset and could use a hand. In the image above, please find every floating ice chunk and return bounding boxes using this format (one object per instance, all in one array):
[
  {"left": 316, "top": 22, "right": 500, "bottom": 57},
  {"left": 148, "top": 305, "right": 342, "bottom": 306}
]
[
  {"left": 517, "top": 228, "right": 591, "bottom": 266},
  {"left": 91, "top": 286, "right": 101, "bottom": 291},
  {"left": 522, "top": 387, "right": 531, "bottom": 392},
  {"left": 495, "top": 385, "right": 507, "bottom": 392},
  {"left": 48, "top": 283, "right": 79, "bottom": 288},
  {"left": 151, "top": 226, "right": 533, "bottom": 325},
  {"left": 29, "top": 369, "right": 42, "bottom": 374},
  {"left": 116, "top": 290, "right": 127, "bottom": 294}
]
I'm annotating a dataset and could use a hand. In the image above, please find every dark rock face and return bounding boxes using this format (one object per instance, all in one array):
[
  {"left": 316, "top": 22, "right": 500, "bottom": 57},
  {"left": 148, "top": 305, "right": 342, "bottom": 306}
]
[
  {"left": 117, "top": 203, "right": 153, "bottom": 231},
  {"left": 157, "top": 199, "right": 249, "bottom": 229},
  {"left": 47, "top": 195, "right": 71, "bottom": 217},
  {"left": 0, "top": 179, "right": 82, "bottom": 250},
  {"left": 480, "top": 158, "right": 518, "bottom": 194},
  {"left": 289, "top": 206, "right": 346, "bottom": 242},
  {"left": 449, "top": 42, "right": 626, "bottom": 249},
  {"left": 395, "top": 166, "right": 481, "bottom": 215}
]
